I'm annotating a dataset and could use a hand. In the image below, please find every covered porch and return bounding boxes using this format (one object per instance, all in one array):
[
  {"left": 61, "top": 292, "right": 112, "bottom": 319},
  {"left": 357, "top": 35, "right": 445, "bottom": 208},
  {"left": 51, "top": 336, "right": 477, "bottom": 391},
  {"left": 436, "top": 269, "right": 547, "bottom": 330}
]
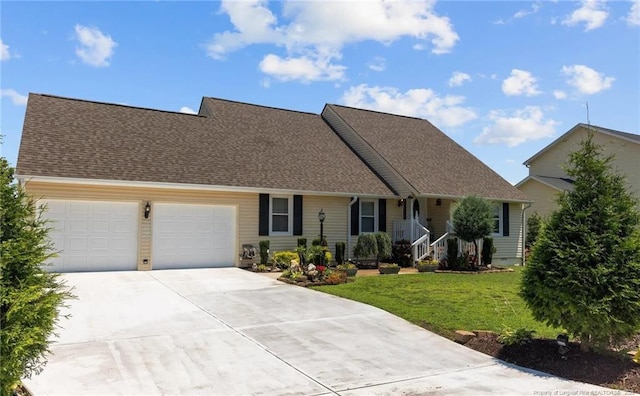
[{"left": 391, "top": 196, "right": 482, "bottom": 263}]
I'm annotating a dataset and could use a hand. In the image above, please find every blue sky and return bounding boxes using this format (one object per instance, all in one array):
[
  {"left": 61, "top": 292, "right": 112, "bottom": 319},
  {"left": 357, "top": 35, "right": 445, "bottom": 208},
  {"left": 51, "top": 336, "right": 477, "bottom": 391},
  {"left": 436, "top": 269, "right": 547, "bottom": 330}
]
[{"left": 1, "top": 0, "right": 638, "bottom": 184}]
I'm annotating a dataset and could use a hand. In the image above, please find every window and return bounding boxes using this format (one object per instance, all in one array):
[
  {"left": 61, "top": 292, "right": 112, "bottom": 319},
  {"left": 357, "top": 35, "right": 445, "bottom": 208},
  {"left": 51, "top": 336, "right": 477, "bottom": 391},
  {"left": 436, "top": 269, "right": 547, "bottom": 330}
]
[
  {"left": 492, "top": 203, "right": 502, "bottom": 236},
  {"left": 270, "top": 196, "right": 292, "bottom": 234},
  {"left": 360, "top": 200, "right": 376, "bottom": 233}
]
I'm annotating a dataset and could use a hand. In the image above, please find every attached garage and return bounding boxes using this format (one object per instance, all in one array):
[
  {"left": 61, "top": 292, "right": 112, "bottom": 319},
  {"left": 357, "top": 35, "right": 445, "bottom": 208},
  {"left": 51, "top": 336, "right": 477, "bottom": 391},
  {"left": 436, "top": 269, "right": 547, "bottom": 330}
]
[
  {"left": 41, "top": 200, "right": 139, "bottom": 272},
  {"left": 151, "top": 203, "right": 237, "bottom": 269}
]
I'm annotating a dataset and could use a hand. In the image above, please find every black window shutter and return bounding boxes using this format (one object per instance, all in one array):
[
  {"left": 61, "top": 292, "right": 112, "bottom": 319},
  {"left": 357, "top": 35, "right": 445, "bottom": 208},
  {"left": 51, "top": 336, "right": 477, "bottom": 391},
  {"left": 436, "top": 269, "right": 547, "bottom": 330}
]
[
  {"left": 293, "top": 195, "right": 303, "bottom": 236},
  {"left": 259, "top": 194, "right": 269, "bottom": 236},
  {"left": 378, "top": 199, "right": 387, "bottom": 232},
  {"left": 350, "top": 198, "right": 359, "bottom": 235},
  {"left": 502, "top": 203, "right": 510, "bottom": 237}
]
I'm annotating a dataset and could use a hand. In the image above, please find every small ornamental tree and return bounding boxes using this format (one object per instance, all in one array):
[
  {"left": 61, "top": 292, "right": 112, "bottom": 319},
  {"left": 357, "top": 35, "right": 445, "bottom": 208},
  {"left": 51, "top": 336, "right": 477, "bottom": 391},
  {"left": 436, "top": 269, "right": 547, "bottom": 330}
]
[
  {"left": 521, "top": 134, "right": 640, "bottom": 351},
  {"left": 525, "top": 212, "right": 543, "bottom": 249},
  {"left": 452, "top": 196, "right": 494, "bottom": 269},
  {"left": 0, "top": 157, "right": 74, "bottom": 393}
]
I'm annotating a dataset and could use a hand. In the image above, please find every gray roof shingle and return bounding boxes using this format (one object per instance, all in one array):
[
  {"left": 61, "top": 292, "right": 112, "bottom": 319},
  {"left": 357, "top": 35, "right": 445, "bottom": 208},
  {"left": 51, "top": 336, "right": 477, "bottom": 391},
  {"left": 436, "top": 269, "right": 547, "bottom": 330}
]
[
  {"left": 532, "top": 175, "right": 575, "bottom": 191},
  {"left": 326, "top": 104, "right": 530, "bottom": 202},
  {"left": 17, "top": 94, "right": 395, "bottom": 196}
]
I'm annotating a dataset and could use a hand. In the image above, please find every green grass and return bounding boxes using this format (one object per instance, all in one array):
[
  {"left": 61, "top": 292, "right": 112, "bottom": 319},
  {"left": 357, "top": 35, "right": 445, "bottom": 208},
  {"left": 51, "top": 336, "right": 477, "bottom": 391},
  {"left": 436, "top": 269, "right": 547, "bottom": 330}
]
[{"left": 313, "top": 267, "right": 558, "bottom": 339}]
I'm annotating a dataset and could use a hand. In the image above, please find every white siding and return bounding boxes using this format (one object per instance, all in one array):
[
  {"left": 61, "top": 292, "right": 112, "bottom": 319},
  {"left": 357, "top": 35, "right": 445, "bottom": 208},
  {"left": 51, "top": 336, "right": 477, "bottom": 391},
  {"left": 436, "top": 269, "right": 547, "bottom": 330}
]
[{"left": 492, "top": 203, "right": 523, "bottom": 265}]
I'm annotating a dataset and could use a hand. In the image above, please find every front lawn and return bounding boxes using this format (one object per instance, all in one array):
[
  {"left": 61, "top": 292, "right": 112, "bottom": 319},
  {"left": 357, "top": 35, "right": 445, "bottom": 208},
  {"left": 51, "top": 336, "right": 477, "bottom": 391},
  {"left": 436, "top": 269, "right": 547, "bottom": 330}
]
[{"left": 313, "top": 267, "right": 558, "bottom": 339}]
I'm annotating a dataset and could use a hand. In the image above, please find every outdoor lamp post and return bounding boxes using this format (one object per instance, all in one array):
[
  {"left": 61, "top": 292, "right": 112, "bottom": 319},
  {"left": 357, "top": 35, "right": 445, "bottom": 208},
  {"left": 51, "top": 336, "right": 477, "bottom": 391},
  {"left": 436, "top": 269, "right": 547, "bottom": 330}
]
[
  {"left": 318, "top": 208, "right": 326, "bottom": 246},
  {"left": 557, "top": 334, "right": 569, "bottom": 359}
]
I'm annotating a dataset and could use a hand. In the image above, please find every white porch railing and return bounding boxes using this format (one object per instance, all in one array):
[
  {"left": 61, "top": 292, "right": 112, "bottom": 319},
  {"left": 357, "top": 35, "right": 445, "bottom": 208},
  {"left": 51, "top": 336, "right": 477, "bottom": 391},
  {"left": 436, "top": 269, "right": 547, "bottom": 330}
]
[
  {"left": 430, "top": 232, "right": 449, "bottom": 262},
  {"left": 429, "top": 221, "right": 484, "bottom": 264},
  {"left": 393, "top": 215, "right": 431, "bottom": 262},
  {"left": 411, "top": 227, "right": 431, "bottom": 262}
]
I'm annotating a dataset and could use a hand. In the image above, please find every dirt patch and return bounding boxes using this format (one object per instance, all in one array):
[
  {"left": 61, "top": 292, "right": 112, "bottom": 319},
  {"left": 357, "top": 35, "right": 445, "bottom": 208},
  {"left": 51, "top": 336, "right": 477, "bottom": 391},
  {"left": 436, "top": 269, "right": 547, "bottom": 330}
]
[{"left": 464, "top": 333, "right": 640, "bottom": 393}]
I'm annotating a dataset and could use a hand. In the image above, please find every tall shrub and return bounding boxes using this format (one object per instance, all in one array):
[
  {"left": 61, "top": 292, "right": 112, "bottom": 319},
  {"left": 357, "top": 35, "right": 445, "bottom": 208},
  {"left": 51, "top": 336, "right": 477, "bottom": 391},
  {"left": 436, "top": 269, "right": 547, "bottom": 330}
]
[
  {"left": 446, "top": 237, "right": 459, "bottom": 270},
  {"left": 259, "top": 240, "right": 270, "bottom": 264},
  {"left": 0, "top": 158, "right": 74, "bottom": 393},
  {"left": 481, "top": 237, "right": 495, "bottom": 266},
  {"left": 521, "top": 134, "right": 640, "bottom": 351},
  {"left": 335, "top": 242, "right": 346, "bottom": 265},
  {"left": 353, "top": 234, "right": 377, "bottom": 261},
  {"left": 374, "top": 231, "right": 392, "bottom": 264}
]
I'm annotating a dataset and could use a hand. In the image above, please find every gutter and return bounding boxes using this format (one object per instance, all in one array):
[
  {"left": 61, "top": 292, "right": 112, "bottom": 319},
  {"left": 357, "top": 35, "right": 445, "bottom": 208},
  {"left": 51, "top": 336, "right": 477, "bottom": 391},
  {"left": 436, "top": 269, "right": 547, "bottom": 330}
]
[{"left": 347, "top": 196, "right": 358, "bottom": 260}]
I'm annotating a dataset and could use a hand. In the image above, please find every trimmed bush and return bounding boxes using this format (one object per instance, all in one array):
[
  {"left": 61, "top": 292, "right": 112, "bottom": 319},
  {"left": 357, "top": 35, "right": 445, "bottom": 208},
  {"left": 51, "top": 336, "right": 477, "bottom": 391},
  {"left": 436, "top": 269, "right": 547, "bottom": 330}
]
[
  {"left": 374, "top": 232, "right": 392, "bottom": 264},
  {"left": 335, "top": 242, "right": 346, "bottom": 265},
  {"left": 481, "top": 237, "right": 495, "bottom": 266},
  {"left": 353, "top": 233, "right": 377, "bottom": 261},
  {"left": 392, "top": 239, "right": 412, "bottom": 267},
  {"left": 272, "top": 251, "right": 298, "bottom": 269},
  {"left": 259, "top": 240, "right": 270, "bottom": 265}
]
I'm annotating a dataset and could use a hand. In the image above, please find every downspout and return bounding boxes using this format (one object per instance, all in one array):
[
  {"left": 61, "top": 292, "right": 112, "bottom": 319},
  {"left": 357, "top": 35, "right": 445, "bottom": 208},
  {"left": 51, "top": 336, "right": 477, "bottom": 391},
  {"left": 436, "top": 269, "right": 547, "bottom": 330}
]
[
  {"left": 347, "top": 196, "right": 358, "bottom": 260},
  {"left": 521, "top": 202, "right": 532, "bottom": 266}
]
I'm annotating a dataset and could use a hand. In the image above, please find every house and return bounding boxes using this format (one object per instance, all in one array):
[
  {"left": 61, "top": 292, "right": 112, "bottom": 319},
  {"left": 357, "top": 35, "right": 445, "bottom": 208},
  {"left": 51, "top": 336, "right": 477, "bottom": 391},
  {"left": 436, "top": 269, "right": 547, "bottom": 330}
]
[
  {"left": 16, "top": 93, "right": 530, "bottom": 272},
  {"left": 517, "top": 123, "right": 640, "bottom": 222}
]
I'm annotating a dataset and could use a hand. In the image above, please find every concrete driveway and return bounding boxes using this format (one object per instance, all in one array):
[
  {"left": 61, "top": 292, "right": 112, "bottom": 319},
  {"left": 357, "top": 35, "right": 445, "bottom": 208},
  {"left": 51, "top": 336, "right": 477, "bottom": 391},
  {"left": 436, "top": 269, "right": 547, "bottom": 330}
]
[{"left": 25, "top": 268, "right": 609, "bottom": 395}]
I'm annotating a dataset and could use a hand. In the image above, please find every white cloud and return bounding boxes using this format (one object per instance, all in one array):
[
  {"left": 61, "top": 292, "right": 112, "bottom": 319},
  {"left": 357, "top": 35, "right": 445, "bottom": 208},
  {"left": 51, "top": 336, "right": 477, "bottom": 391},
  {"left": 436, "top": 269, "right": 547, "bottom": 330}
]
[
  {"left": 207, "top": 0, "right": 459, "bottom": 82},
  {"left": 514, "top": 2, "right": 541, "bottom": 18},
  {"left": 448, "top": 71, "right": 471, "bottom": 87},
  {"left": 179, "top": 106, "right": 197, "bottom": 114},
  {"left": 502, "top": 69, "right": 541, "bottom": 96},
  {"left": 626, "top": 0, "right": 640, "bottom": 25},
  {"left": 562, "top": 0, "right": 608, "bottom": 31},
  {"left": 259, "top": 54, "right": 346, "bottom": 82},
  {"left": 553, "top": 90, "right": 568, "bottom": 99},
  {"left": 475, "top": 106, "right": 558, "bottom": 147},
  {"left": 74, "top": 25, "right": 117, "bottom": 67},
  {"left": 1, "top": 89, "right": 28, "bottom": 106},
  {"left": 1, "top": 39, "right": 11, "bottom": 61},
  {"left": 368, "top": 56, "right": 386, "bottom": 72},
  {"left": 341, "top": 84, "right": 477, "bottom": 129},
  {"left": 562, "top": 64, "right": 614, "bottom": 94}
]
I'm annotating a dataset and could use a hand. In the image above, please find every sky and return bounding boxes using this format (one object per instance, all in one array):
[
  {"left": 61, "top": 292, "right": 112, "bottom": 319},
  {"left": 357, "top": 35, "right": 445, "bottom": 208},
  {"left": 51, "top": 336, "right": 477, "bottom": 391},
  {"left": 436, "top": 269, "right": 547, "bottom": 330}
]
[{"left": 1, "top": 0, "right": 638, "bottom": 185}]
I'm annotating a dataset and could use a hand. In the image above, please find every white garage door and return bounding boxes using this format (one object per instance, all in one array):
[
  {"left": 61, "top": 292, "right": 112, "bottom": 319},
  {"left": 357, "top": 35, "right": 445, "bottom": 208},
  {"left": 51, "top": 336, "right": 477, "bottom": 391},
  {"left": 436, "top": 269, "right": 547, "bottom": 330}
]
[
  {"left": 41, "top": 200, "right": 139, "bottom": 272},
  {"left": 152, "top": 203, "right": 236, "bottom": 269}
]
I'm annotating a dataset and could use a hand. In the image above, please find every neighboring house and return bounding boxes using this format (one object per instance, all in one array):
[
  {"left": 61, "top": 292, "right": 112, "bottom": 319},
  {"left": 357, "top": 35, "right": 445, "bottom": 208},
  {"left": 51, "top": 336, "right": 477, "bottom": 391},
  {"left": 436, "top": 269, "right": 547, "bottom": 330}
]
[
  {"left": 517, "top": 123, "right": 640, "bottom": 222},
  {"left": 16, "top": 93, "right": 530, "bottom": 272}
]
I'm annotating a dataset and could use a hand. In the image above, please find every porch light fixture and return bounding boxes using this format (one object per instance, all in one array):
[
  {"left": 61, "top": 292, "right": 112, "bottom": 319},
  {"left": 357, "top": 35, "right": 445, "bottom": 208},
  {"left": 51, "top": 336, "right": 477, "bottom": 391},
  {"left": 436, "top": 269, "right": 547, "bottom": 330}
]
[
  {"left": 436, "top": 198, "right": 442, "bottom": 206},
  {"left": 318, "top": 209, "right": 326, "bottom": 245},
  {"left": 144, "top": 202, "right": 151, "bottom": 219}
]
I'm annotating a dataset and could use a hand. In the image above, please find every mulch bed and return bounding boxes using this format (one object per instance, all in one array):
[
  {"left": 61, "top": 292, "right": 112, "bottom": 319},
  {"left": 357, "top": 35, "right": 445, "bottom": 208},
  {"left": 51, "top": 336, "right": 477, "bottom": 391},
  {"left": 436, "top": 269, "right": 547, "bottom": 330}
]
[{"left": 464, "top": 333, "right": 640, "bottom": 393}]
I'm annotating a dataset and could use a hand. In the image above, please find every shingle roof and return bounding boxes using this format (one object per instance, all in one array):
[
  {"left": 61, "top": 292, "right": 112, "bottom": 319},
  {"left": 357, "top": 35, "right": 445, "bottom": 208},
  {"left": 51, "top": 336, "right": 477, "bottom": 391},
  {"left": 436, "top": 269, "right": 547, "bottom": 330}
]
[
  {"left": 16, "top": 94, "right": 394, "bottom": 196},
  {"left": 532, "top": 175, "right": 574, "bottom": 191},
  {"left": 326, "top": 104, "right": 530, "bottom": 202},
  {"left": 587, "top": 123, "right": 640, "bottom": 143}
]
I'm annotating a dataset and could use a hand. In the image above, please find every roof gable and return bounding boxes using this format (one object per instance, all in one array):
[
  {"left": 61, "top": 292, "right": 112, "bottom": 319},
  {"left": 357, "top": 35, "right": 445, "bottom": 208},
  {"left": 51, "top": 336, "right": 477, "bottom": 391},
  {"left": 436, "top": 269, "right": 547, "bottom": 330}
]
[
  {"left": 324, "top": 104, "right": 530, "bottom": 202},
  {"left": 523, "top": 123, "right": 640, "bottom": 165},
  {"left": 17, "top": 94, "right": 394, "bottom": 196}
]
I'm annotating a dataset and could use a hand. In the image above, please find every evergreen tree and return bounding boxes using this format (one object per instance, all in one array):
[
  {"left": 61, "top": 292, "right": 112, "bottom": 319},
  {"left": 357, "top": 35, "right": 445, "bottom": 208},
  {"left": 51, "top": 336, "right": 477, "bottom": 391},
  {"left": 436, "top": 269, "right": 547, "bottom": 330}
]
[
  {"left": 452, "top": 196, "right": 494, "bottom": 269},
  {"left": 521, "top": 134, "right": 640, "bottom": 351},
  {"left": 1, "top": 157, "right": 74, "bottom": 393},
  {"left": 525, "top": 212, "right": 543, "bottom": 249}
]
